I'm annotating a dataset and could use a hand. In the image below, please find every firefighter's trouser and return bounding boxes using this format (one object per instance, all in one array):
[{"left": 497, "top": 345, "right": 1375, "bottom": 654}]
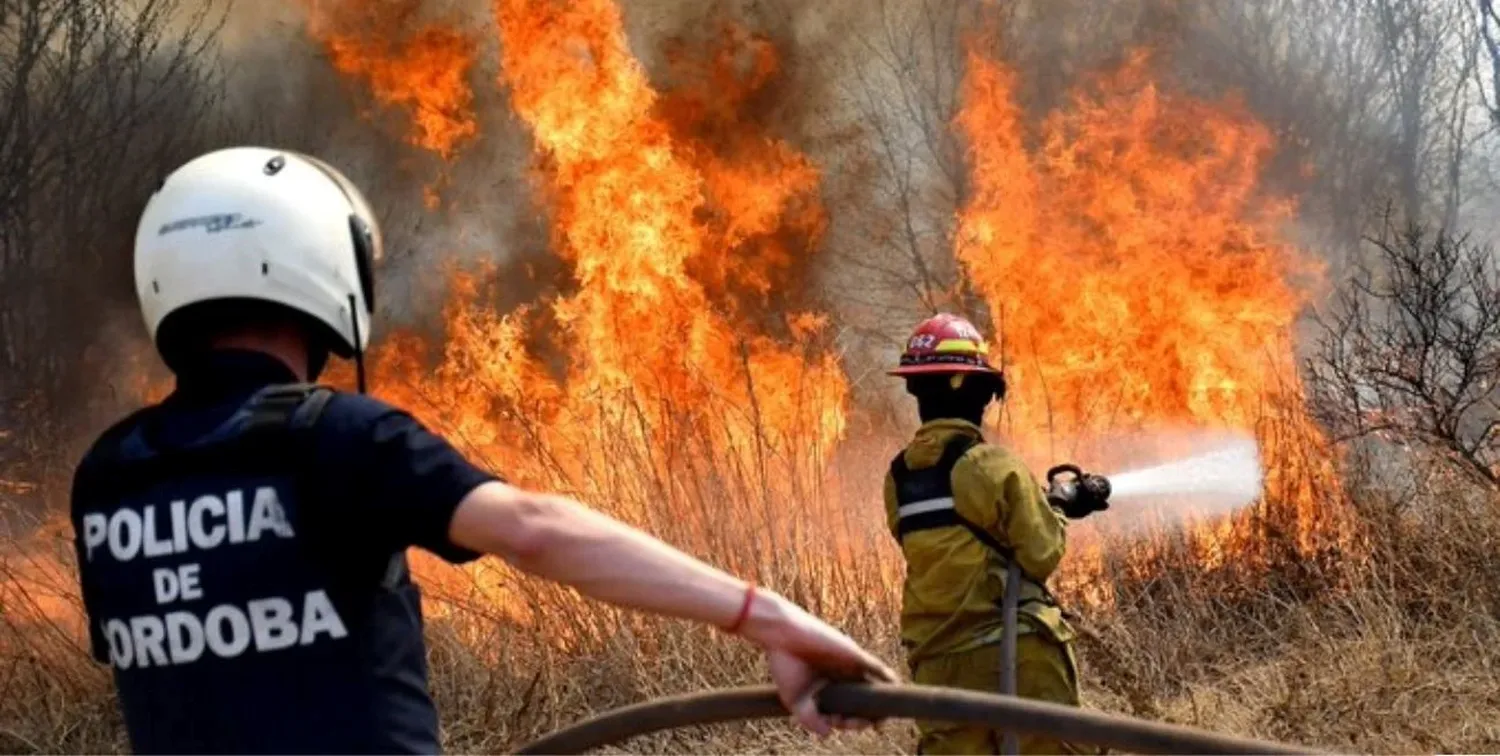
[{"left": 910, "top": 634, "right": 1086, "bottom": 755}]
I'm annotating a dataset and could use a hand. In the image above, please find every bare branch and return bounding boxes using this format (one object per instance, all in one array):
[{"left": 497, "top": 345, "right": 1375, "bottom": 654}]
[{"left": 1309, "top": 209, "right": 1500, "bottom": 487}]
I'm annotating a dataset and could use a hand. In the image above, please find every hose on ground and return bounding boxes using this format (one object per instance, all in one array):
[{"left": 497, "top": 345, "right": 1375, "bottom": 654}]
[{"left": 515, "top": 683, "right": 1322, "bottom": 755}]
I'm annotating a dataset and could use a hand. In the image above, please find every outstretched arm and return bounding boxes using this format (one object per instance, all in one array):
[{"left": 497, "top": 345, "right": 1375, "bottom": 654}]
[
  {"left": 447, "top": 481, "right": 897, "bottom": 734},
  {"left": 325, "top": 398, "right": 896, "bottom": 734}
]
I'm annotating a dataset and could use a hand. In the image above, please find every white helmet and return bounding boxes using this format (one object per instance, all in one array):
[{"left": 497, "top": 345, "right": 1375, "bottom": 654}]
[{"left": 134, "top": 146, "right": 382, "bottom": 367}]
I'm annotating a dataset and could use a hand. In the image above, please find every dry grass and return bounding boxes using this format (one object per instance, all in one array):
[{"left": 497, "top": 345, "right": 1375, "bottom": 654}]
[
  {"left": 3, "top": 383, "right": 1500, "bottom": 754},
  {"left": 7, "top": 486, "right": 1499, "bottom": 756},
  {"left": 1073, "top": 468, "right": 1500, "bottom": 755}
]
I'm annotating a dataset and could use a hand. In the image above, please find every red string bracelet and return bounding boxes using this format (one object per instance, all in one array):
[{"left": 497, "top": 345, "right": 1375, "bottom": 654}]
[{"left": 724, "top": 583, "right": 756, "bottom": 634}]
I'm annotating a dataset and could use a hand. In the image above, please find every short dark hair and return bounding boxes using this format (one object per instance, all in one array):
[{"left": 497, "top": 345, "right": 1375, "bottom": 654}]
[
  {"left": 906, "top": 371, "right": 1006, "bottom": 425},
  {"left": 155, "top": 299, "right": 334, "bottom": 378}
]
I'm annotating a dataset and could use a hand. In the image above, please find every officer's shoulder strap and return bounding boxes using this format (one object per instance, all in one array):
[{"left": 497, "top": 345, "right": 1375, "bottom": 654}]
[
  {"left": 88, "top": 384, "right": 335, "bottom": 469},
  {"left": 87, "top": 402, "right": 162, "bottom": 457},
  {"left": 243, "top": 383, "right": 409, "bottom": 591},
  {"left": 241, "top": 383, "right": 336, "bottom": 434}
]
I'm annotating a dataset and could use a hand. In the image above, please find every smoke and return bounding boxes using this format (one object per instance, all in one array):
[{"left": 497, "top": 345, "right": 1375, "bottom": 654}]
[{"left": 208, "top": 0, "right": 548, "bottom": 333}]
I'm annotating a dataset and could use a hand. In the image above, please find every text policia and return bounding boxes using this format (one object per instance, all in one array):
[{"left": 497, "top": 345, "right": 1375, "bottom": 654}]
[{"left": 78, "top": 485, "right": 349, "bottom": 670}]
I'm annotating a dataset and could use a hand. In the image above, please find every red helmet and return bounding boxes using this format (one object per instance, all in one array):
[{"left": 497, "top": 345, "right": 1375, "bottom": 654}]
[{"left": 888, "top": 313, "right": 1000, "bottom": 376}]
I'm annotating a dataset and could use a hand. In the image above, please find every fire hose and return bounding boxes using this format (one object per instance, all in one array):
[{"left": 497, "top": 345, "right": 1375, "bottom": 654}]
[
  {"left": 520, "top": 465, "right": 1311, "bottom": 754},
  {"left": 514, "top": 682, "right": 1321, "bottom": 755}
]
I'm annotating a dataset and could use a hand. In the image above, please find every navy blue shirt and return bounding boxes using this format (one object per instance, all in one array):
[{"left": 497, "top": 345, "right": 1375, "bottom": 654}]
[{"left": 70, "top": 351, "right": 496, "bottom": 754}]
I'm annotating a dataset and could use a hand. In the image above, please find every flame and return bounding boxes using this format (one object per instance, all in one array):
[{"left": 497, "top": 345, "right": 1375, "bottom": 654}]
[
  {"left": 0, "top": 1, "right": 1371, "bottom": 670},
  {"left": 655, "top": 25, "right": 827, "bottom": 315},
  {"left": 261, "top": 7, "right": 1356, "bottom": 621},
  {"left": 299, "top": 2, "right": 1359, "bottom": 621},
  {"left": 473, "top": 0, "right": 846, "bottom": 495},
  {"left": 302, "top": 0, "right": 479, "bottom": 198},
  {"left": 953, "top": 45, "right": 1350, "bottom": 575},
  {"left": 313, "top": 1, "right": 852, "bottom": 612},
  {"left": 0, "top": 516, "right": 91, "bottom": 641}
]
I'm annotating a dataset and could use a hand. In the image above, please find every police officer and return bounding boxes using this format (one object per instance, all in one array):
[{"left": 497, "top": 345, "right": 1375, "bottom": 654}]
[
  {"left": 71, "top": 146, "right": 896, "bottom": 754},
  {"left": 884, "top": 313, "right": 1107, "bottom": 755}
]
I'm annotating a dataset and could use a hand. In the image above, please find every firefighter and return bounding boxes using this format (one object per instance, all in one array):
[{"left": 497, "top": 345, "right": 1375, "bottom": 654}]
[
  {"left": 70, "top": 146, "right": 896, "bottom": 754},
  {"left": 884, "top": 313, "right": 1107, "bottom": 755}
]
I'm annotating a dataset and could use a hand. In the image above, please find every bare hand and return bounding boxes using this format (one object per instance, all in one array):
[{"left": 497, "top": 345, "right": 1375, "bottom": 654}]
[{"left": 738, "top": 590, "right": 899, "bottom": 736}]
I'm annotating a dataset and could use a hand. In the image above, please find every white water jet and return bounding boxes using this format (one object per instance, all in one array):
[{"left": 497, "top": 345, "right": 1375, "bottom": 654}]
[{"left": 1085, "top": 432, "right": 1265, "bottom": 534}]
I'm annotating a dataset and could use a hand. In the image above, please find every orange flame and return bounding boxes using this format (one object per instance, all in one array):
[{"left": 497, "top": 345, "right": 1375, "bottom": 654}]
[
  {"left": 308, "top": 6, "right": 1353, "bottom": 619},
  {"left": 954, "top": 45, "right": 1349, "bottom": 572},
  {"left": 316, "top": 1, "right": 853, "bottom": 611},
  {"left": 303, "top": 0, "right": 479, "bottom": 162},
  {"left": 655, "top": 25, "right": 827, "bottom": 315},
  {"left": 478, "top": 0, "right": 845, "bottom": 482},
  {"left": 0, "top": 5, "right": 1372, "bottom": 664}
]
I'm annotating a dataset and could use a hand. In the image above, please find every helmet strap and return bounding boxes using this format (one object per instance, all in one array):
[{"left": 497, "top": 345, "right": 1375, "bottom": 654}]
[{"left": 348, "top": 293, "right": 368, "bottom": 394}]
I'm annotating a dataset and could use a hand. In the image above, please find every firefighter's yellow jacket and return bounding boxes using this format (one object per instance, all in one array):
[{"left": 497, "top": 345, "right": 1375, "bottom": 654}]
[{"left": 883, "top": 419, "right": 1075, "bottom": 662}]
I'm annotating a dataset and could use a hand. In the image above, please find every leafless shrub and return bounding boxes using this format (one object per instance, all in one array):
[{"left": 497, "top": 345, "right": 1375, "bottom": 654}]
[
  {"left": 0, "top": 0, "right": 228, "bottom": 496},
  {"left": 1308, "top": 212, "right": 1500, "bottom": 488}
]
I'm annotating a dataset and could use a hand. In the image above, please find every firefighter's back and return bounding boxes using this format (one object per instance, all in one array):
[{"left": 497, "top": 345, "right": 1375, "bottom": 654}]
[{"left": 885, "top": 419, "right": 1012, "bottom": 660}]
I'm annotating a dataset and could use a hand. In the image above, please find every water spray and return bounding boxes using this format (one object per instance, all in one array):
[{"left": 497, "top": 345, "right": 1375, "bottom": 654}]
[
  {"left": 1041, "top": 433, "right": 1265, "bottom": 527},
  {"left": 1107, "top": 437, "right": 1263, "bottom": 506}
]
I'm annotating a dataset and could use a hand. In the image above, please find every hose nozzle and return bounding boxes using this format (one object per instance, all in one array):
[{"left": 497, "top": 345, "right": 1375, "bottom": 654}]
[{"left": 1046, "top": 464, "right": 1111, "bottom": 520}]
